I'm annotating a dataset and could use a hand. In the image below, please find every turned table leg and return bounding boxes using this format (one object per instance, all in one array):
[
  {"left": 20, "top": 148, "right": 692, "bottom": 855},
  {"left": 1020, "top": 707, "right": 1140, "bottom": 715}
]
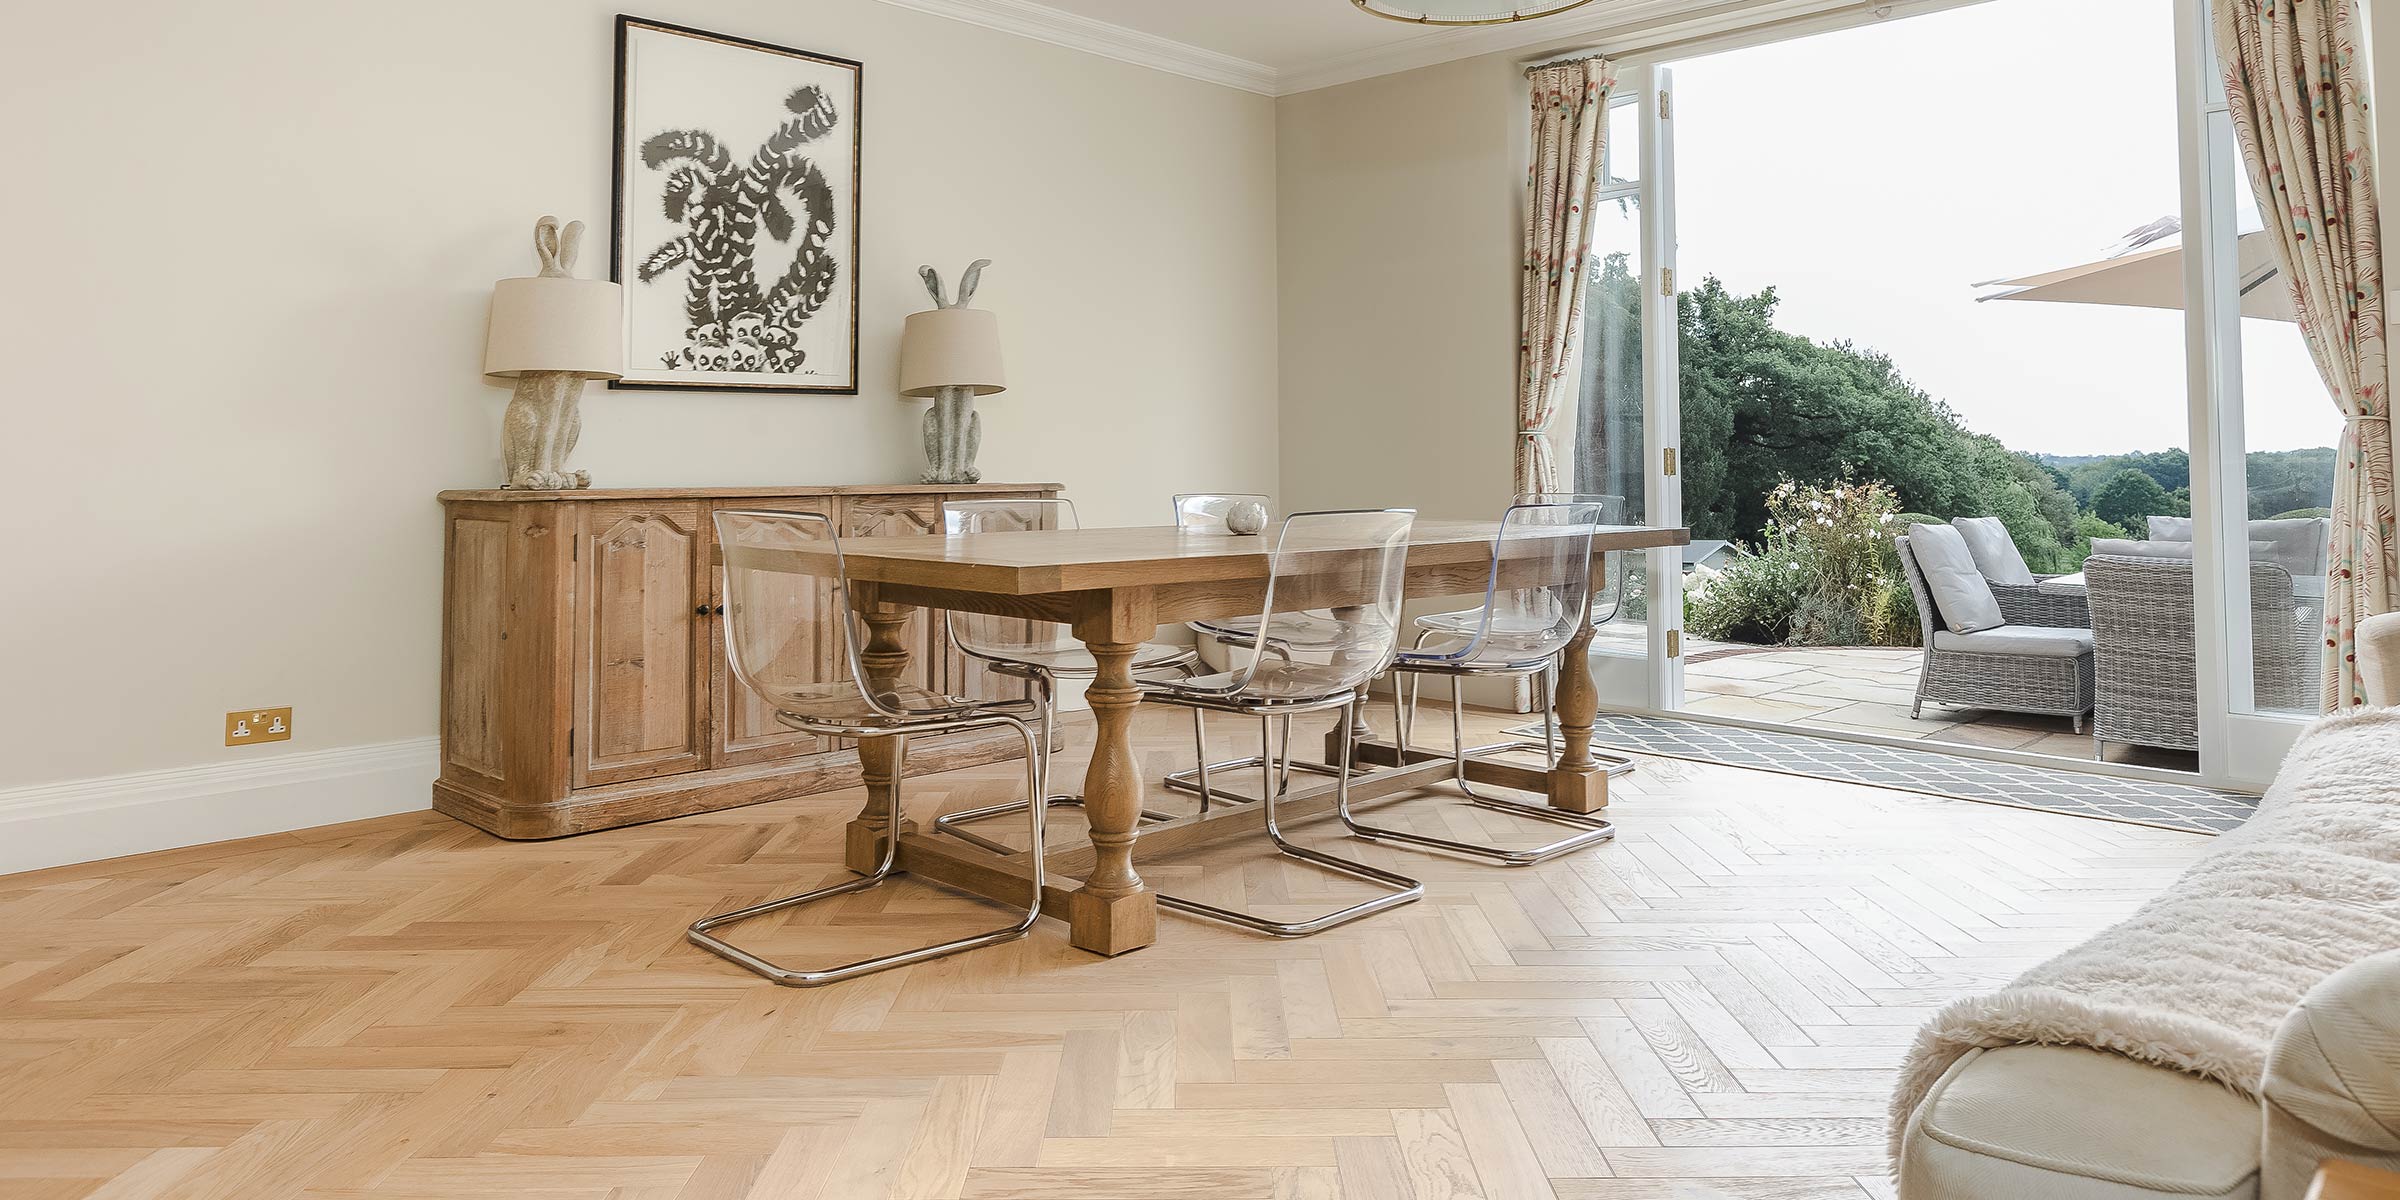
[
  {"left": 1546, "top": 620, "right": 1608, "bottom": 815},
  {"left": 1065, "top": 594, "right": 1160, "bottom": 955},
  {"left": 845, "top": 599, "right": 919, "bottom": 872}
]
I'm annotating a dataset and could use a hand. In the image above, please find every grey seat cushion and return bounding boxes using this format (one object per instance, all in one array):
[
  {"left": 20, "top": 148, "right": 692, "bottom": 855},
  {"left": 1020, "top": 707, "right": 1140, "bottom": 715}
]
[
  {"left": 1932, "top": 625, "right": 2094, "bottom": 658},
  {"left": 2092, "top": 537, "right": 2196, "bottom": 560},
  {"left": 1900, "top": 1044, "right": 2260, "bottom": 1199}
]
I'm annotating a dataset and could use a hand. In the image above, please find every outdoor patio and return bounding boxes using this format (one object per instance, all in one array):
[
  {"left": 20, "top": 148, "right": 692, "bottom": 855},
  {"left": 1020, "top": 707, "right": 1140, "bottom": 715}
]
[{"left": 1672, "top": 638, "right": 2200, "bottom": 771}]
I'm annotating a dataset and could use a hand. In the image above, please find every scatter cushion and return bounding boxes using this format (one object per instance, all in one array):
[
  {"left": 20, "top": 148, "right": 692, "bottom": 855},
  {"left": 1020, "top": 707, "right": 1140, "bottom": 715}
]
[
  {"left": 2143, "top": 516, "right": 2324, "bottom": 578},
  {"left": 1932, "top": 625, "right": 2094, "bottom": 658},
  {"left": 2260, "top": 950, "right": 2400, "bottom": 1200},
  {"left": 1909, "top": 524, "right": 2006, "bottom": 633},
  {"left": 1953, "top": 517, "right": 2035, "bottom": 585},
  {"left": 2246, "top": 518, "right": 2327, "bottom": 579}
]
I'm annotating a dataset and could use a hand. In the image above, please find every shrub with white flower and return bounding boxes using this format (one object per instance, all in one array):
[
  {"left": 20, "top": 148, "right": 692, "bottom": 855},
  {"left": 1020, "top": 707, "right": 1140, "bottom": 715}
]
[{"left": 1689, "top": 476, "right": 1915, "bottom": 648}]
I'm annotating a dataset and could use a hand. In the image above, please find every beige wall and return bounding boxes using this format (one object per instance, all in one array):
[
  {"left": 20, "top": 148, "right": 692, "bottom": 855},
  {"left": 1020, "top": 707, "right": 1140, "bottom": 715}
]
[
  {"left": 0, "top": 1, "right": 1277, "bottom": 790},
  {"left": 1275, "top": 53, "right": 1527, "bottom": 521}
]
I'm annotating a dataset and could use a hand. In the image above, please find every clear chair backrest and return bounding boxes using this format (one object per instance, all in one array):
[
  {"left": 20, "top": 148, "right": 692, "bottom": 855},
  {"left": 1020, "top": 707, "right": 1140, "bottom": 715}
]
[
  {"left": 1517, "top": 491, "right": 1628, "bottom": 523},
  {"left": 940, "top": 499, "right": 1082, "bottom": 664},
  {"left": 713, "top": 508, "right": 913, "bottom": 720},
  {"left": 1422, "top": 502, "right": 1602, "bottom": 663},
  {"left": 1173, "top": 493, "right": 1273, "bottom": 534},
  {"left": 1518, "top": 490, "right": 1627, "bottom": 624},
  {"left": 1205, "top": 509, "right": 1416, "bottom": 698}
]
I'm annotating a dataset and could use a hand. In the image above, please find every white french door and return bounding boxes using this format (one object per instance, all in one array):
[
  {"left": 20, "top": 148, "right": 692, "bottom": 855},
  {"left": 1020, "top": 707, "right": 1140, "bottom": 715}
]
[
  {"left": 1570, "top": 64, "right": 1683, "bottom": 714},
  {"left": 1561, "top": 0, "right": 2319, "bottom": 792}
]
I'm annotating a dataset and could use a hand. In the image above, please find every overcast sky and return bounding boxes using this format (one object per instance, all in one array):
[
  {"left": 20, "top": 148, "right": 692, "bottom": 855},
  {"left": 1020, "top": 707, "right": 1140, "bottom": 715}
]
[{"left": 1664, "top": 0, "right": 2338, "bottom": 455}]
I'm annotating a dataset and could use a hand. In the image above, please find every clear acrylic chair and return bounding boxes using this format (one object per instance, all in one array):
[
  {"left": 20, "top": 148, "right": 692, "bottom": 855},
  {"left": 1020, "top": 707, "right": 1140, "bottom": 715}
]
[
  {"left": 1165, "top": 493, "right": 1358, "bottom": 810},
  {"left": 1142, "top": 508, "right": 1426, "bottom": 937},
  {"left": 689, "top": 509, "right": 1052, "bottom": 987},
  {"left": 1410, "top": 491, "right": 1638, "bottom": 780},
  {"left": 1366, "top": 500, "right": 1615, "bottom": 866},
  {"left": 929, "top": 498, "right": 1198, "bottom": 854}
]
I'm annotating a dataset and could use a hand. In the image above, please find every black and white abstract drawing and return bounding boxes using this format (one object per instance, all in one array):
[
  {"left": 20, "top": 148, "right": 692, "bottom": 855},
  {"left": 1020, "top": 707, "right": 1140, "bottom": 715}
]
[{"left": 611, "top": 17, "right": 861, "bottom": 393}]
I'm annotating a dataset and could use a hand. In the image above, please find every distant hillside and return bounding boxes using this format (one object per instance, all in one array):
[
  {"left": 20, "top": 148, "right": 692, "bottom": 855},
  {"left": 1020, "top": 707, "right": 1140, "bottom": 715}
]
[{"left": 2032, "top": 447, "right": 2334, "bottom": 519}]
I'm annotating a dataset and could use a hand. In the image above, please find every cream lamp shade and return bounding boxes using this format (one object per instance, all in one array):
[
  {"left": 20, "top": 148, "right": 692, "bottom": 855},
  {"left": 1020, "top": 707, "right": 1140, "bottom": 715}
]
[
  {"left": 483, "top": 277, "right": 627, "bottom": 379},
  {"left": 897, "top": 307, "right": 1006, "bottom": 397}
]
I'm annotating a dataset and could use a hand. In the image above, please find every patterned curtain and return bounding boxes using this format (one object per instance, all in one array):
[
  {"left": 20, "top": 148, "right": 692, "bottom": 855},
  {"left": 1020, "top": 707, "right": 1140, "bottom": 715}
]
[
  {"left": 2213, "top": 0, "right": 2394, "bottom": 710},
  {"left": 1516, "top": 57, "right": 1617, "bottom": 496}
]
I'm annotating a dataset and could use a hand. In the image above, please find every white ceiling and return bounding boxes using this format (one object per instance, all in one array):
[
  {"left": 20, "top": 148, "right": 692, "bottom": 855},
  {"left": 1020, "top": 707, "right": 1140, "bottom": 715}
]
[
  {"left": 1027, "top": 0, "right": 1431, "bottom": 72},
  {"left": 881, "top": 0, "right": 1851, "bottom": 96}
]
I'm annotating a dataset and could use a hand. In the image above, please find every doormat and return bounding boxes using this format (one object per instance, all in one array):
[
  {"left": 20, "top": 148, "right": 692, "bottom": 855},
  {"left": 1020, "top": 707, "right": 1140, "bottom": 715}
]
[{"left": 1509, "top": 712, "right": 2259, "bottom": 834}]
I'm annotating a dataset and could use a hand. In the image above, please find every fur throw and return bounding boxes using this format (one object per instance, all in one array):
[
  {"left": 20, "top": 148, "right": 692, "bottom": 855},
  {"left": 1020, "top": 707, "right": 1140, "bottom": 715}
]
[{"left": 1889, "top": 708, "right": 2400, "bottom": 1156}]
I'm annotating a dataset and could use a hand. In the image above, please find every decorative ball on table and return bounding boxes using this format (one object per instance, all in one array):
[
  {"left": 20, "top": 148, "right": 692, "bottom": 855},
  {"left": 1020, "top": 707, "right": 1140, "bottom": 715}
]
[
  {"left": 1225, "top": 499, "right": 1269, "bottom": 536},
  {"left": 900, "top": 259, "right": 1006, "bottom": 485},
  {"left": 483, "top": 216, "right": 625, "bottom": 489}
]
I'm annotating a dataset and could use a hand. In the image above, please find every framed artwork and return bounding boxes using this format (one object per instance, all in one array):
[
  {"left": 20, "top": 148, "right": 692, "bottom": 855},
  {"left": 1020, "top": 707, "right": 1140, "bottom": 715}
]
[{"left": 611, "top": 15, "right": 862, "bottom": 393}]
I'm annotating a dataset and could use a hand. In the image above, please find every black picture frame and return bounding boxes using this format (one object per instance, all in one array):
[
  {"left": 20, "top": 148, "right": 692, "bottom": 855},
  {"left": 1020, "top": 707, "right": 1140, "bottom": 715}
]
[{"left": 610, "top": 14, "right": 863, "bottom": 394}]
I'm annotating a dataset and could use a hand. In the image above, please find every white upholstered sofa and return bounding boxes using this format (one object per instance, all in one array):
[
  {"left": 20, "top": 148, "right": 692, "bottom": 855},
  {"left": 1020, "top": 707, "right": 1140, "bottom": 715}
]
[{"left": 1892, "top": 613, "right": 2400, "bottom": 1200}]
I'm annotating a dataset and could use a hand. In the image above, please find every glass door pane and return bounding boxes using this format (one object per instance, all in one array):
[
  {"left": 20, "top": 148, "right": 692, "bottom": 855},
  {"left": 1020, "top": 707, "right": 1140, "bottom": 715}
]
[{"left": 1569, "top": 68, "right": 1679, "bottom": 712}]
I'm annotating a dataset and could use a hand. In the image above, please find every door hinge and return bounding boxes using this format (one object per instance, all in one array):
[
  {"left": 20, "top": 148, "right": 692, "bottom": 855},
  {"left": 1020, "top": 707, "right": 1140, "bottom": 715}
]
[
  {"left": 1663, "top": 447, "right": 1679, "bottom": 476},
  {"left": 1659, "top": 88, "right": 1672, "bottom": 119},
  {"left": 1667, "top": 630, "right": 1681, "bottom": 658},
  {"left": 1660, "top": 267, "right": 1674, "bottom": 296}
]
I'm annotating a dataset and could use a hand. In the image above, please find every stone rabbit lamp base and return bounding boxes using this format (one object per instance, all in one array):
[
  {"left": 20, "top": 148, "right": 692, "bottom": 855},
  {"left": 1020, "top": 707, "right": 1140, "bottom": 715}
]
[
  {"left": 483, "top": 216, "right": 626, "bottom": 489},
  {"left": 899, "top": 260, "right": 1007, "bottom": 485}
]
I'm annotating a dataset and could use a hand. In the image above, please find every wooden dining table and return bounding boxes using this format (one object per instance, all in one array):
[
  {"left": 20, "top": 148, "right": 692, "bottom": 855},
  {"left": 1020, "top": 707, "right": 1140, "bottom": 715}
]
[{"left": 775, "top": 519, "right": 1691, "bottom": 957}]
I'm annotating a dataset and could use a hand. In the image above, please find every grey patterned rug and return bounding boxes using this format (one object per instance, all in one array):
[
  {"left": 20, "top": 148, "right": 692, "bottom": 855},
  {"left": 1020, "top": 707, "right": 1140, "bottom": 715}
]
[{"left": 1511, "top": 713, "right": 2259, "bottom": 834}]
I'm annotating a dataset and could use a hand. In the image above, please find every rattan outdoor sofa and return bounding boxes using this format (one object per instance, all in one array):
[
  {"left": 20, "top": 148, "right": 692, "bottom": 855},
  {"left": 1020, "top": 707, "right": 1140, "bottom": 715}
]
[
  {"left": 1897, "top": 535, "right": 2096, "bottom": 729},
  {"left": 2083, "top": 555, "right": 2316, "bottom": 755}
]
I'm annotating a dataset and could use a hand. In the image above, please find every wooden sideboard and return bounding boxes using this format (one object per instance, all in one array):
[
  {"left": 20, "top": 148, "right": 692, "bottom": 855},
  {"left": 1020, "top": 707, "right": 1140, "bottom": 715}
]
[{"left": 433, "top": 483, "right": 1062, "bottom": 838}]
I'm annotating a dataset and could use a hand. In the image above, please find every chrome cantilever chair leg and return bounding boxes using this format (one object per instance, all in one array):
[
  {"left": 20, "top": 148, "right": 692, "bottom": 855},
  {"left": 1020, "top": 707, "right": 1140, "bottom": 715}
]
[
  {"left": 1442, "top": 661, "right": 1637, "bottom": 780},
  {"left": 1163, "top": 635, "right": 1360, "bottom": 808},
  {"left": 1333, "top": 673, "right": 1613, "bottom": 868},
  {"left": 687, "top": 716, "right": 1049, "bottom": 987},
  {"left": 1158, "top": 699, "right": 1422, "bottom": 937},
  {"left": 934, "top": 673, "right": 1178, "bottom": 855}
]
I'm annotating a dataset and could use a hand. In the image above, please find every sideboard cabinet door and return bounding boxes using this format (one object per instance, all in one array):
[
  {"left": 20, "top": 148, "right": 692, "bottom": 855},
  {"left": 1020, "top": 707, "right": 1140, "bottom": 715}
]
[
  {"left": 710, "top": 499, "right": 839, "bottom": 767},
  {"left": 577, "top": 503, "right": 711, "bottom": 787}
]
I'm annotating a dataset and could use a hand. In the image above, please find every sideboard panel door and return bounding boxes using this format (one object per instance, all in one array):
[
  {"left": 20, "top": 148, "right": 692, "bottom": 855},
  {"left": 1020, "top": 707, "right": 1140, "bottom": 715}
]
[
  {"left": 577, "top": 503, "right": 710, "bottom": 787},
  {"left": 442, "top": 513, "right": 513, "bottom": 789},
  {"left": 710, "top": 499, "right": 839, "bottom": 767}
]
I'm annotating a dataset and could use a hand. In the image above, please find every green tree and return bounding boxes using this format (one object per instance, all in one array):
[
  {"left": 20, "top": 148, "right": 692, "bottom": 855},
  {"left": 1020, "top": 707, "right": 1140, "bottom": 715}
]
[
  {"left": 2091, "top": 468, "right": 2173, "bottom": 527},
  {"left": 2244, "top": 447, "right": 2337, "bottom": 518},
  {"left": 2050, "top": 449, "right": 2190, "bottom": 504},
  {"left": 1654, "top": 270, "right": 2073, "bottom": 567}
]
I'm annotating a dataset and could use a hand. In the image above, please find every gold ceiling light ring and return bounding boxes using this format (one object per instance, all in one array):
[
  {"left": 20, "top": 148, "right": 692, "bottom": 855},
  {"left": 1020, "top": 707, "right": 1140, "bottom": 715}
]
[{"left": 1349, "top": 0, "right": 1600, "bottom": 25}]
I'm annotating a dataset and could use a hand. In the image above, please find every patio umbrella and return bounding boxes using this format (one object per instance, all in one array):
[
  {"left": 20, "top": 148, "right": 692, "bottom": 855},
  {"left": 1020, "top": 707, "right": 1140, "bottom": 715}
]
[{"left": 1975, "top": 227, "right": 2294, "bottom": 321}]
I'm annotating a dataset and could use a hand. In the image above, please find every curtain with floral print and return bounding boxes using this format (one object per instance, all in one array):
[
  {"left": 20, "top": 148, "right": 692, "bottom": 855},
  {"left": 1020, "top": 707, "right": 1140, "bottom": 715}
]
[
  {"left": 2213, "top": 0, "right": 2393, "bottom": 710},
  {"left": 1517, "top": 57, "right": 1617, "bottom": 496}
]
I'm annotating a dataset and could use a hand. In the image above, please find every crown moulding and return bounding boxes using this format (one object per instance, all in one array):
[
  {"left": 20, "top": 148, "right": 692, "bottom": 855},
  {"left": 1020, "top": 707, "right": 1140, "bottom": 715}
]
[
  {"left": 872, "top": 0, "right": 1853, "bottom": 97},
  {"left": 870, "top": 0, "right": 1282, "bottom": 94}
]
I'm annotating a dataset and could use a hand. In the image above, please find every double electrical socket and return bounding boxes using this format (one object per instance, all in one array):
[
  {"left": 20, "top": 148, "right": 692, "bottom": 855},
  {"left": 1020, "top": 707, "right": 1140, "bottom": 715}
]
[{"left": 226, "top": 707, "right": 293, "bottom": 746}]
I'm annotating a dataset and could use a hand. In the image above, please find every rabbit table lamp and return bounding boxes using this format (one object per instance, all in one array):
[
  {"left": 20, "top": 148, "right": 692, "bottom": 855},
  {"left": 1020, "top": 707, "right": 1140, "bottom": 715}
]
[
  {"left": 484, "top": 216, "right": 625, "bottom": 489},
  {"left": 898, "top": 259, "right": 1006, "bottom": 484}
]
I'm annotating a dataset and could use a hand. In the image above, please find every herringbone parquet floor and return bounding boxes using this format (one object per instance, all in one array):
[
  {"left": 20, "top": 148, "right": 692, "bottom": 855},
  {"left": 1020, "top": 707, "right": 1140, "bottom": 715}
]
[{"left": 0, "top": 706, "right": 2215, "bottom": 1199}]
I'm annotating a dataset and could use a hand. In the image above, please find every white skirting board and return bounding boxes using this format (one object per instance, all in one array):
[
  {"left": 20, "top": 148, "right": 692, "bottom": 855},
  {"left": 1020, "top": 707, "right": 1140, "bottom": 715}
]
[{"left": 0, "top": 738, "right": 438, "bottom": 877}]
